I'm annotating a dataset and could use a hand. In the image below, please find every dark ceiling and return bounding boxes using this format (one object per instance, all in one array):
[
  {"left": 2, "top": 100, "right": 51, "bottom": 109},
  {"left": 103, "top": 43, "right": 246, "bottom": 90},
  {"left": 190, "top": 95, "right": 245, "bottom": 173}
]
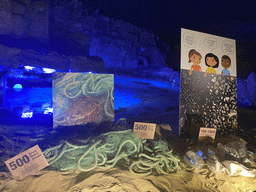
[{"left": 74, "top": 0, "right": 256, "bottom": 42}]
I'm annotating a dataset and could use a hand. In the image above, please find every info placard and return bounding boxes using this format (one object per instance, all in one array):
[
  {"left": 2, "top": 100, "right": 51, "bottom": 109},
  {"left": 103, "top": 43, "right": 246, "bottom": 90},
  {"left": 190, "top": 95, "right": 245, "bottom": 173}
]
[
  {"left": 5, "top": 145, "right": 49, "bottom": 180},
  {"left": 133, "top": 122, "right": 156, "bottom": 139},
  {"left": 198, "top": 127, "right": 217, "bottom": 141}
]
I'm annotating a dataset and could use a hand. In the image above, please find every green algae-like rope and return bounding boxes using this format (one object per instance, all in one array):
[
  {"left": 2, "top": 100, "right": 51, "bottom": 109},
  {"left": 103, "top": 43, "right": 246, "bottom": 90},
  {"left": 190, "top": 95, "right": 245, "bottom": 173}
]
[
  {"left": 80, "top": 74, "right": 110, "bottom": 96},
  {"left": 43, "top": 129, "right": 140, "bottom": 172},
  {"left": 47, "top": 144, "right": 68, "bottom": 165},
  {"left": 97, "top": 153, "right": 107, "bottom": 166},
  {"left": 104, "top": 140, "right": 137, "bottom": 165},
  {"left": 79, "top": 74, "right": 114, "bottom": 118},
  {"left": 43, "top": 143, "right": 65, "bottom": 162},
  {"left": 77, "top": 139, "right": 135, "bottom": 171},
  {"left": 104, "top": 89, "right": 114, "bottom": 118},
  {"left": 53, "top": 73, "right": 79, "bottom": 89},
  {"left": 79, "top": 152, "right": 99, "bottom": 172},
  {"left": 81, "top": 76, "right": 94, "bottom": 96},
  {"left": 102, "top": 152, "right": 130, "bottom": 169},
  {"left": 64, "top": 141, "right": 89, "bottom": 149},
  {"left": 64, "top": 81, "right": 82, "bottom": 99},
  {"left": 143, "top": 145, "right": 153, "bottom": 153},
  {"left": 53, "top": 116, "right": 66, "bottom": 124},
  {"left": 59, "top": 164, "right": 77, "bottom": 172},
  {"left": 139, "top": 153, "right": 159, "bottom": 161},
  {"left": 97, "top": 143, "right": 117, "bottom": 154},
  {"left": 77, "top": 141, "right": 101, "bottom": 172},
  {"left": 93, "top": 77, "right": 113, "bottom": 94},
  {"left": 129, "top": 161, "right": 153, "bottom": 175},
  {"left": 101, "top": 129, "right": 132, "bottom": 136},
  {"left": 129, "top": 149, "right": 182, "bottom": 175}
]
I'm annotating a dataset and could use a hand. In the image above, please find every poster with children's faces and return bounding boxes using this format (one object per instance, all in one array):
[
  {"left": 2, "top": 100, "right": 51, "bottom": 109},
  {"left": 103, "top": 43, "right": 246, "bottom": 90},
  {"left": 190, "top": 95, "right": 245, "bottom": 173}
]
[{"left": 179, "top": 28, "right": 237, "bottom": 136}]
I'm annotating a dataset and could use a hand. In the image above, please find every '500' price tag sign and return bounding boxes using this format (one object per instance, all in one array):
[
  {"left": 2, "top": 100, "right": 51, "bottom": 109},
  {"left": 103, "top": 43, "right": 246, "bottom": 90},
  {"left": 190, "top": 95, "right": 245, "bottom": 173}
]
[
  {"left": 5, "top": 145, "right": 49, "bottom": 180},
  {"left": 133, "top": 122, "right": 156, "bottom": 139}
]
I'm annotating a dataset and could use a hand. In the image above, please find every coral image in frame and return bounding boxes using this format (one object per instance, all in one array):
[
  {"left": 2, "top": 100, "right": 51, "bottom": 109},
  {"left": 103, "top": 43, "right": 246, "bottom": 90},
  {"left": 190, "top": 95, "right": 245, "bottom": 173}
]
[{"left": 53, "top": 72, "right": 114, "bottom": 128}]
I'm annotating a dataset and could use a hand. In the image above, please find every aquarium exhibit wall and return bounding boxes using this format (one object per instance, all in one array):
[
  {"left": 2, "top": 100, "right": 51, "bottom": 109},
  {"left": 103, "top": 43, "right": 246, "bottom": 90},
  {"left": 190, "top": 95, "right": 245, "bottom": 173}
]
[{"left": 0, "top": 1, "right": 256, "bottom": 191}]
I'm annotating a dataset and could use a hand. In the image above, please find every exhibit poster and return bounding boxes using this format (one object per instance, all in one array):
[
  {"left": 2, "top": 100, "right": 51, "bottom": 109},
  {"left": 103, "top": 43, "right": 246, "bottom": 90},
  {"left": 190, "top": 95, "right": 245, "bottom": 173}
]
[
  {"left": 179, "top": 28, "right": 237, "bottom": 137},
  {"left": 53, "top": 73, "right": 114, "bottom": 128}
]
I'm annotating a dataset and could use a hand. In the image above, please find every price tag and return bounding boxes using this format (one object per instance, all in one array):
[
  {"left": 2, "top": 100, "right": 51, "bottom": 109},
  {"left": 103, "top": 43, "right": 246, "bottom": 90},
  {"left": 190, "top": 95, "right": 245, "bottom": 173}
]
[
  {"left": 198, "top": 127, "right": 217, "bottom": 141},
  {"left": 5, "top": 145, "right": 49, "bottom": 180},
  {"left": 133, "top": 122, "right": 156, "bottom": 139}
]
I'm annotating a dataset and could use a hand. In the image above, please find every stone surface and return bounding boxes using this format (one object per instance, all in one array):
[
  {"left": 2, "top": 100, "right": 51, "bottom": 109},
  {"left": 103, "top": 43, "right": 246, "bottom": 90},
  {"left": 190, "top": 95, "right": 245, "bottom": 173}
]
[
  {"left": 0, "top": 0, "right": 13, "bottom": 12},
  {"left": 0, "top": 44, "right": 106, "bottom": 73},
  {"left": 70, "top": 55, "right": 106, "bottom": 73},
  {"left": 89, "top": 36, "right": 127, "bottom": 68},
  {"left": 0, "top": 10, "right": 12, "bottom": 34},
  {"left": 0, "top": 0, "right": 48, "bottom": 41},
  {"left": 246, "top": 71, "right": 256, "bottom": 106},
  {"left": 237, "top": 78, "right": 251, "bottom": 107},
  {"left": 16, "top": 0, "right": 31, "bottom": 5},
  {"left": 0, "top": 44, "right": 21, "bottom": 61},
  {"left": 12, "top": 1, "right": 25, "bottom": 15},
  {"left": 11, "top": 14, "right": 26, "bottom": 36},
  {"left": 27, "top": 1, "right": 49, "bottom": 40},
  {"left": 0, "top": 1, "right": 166, "bottom": 71},
  {"left": 49, "top": 6, "right": 166, "bottom": 69}
]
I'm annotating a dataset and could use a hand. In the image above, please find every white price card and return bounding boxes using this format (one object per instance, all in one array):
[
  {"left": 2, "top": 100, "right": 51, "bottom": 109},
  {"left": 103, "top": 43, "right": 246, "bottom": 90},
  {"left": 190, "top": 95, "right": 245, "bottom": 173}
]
[
  {"left": 198, "top": 127, "right": 217, "bottom": 141},
  {"left": 5, "top": 145, "right": 49, "bottom": 180},
  {"left": 133, "top": 122, "right": 156, "bottom": 139}
]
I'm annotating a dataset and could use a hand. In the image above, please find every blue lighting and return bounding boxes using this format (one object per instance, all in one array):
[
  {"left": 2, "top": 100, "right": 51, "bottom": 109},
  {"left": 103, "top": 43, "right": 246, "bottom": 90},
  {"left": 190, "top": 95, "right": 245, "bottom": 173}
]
[
  {"left": 42, "top": 68, "right": 56, "bottom": 74},
  {"left": 21, "top": 112, "right": 33, "bottom": 118},
  {"left": 44, "top": 107, "right": 53, "bottom": 114},
  {"left": 13, "top": 84, "right": 22, "bottom": 92},
  {"left": 24, "top": 65, "right": 34, "bottom": 71}
]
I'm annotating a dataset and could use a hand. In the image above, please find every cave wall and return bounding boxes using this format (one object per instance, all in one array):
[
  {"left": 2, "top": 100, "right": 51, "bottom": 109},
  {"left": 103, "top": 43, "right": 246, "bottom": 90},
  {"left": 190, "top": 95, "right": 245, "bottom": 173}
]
[
  {"left": 1, "top": 0, "right": 167, "bottom": 71},
  {"left": 0, "top": 0, "right": 48, "bottom": 42},
  {"left": 50, "top": 4, "right": 167, "bottom": 69},
  {"left": 0, "top": 44, "right": 106, "bottom": 73}
]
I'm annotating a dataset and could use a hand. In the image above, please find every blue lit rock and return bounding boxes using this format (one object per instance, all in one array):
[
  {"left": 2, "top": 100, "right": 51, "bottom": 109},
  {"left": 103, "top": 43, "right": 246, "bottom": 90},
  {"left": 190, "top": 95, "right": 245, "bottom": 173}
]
[
  {"left": 246, "top": 71, "right": 256, "bottom": 106},
  {"left": 0, "top": 10, "right": 12, "bottom": 34},
  {"left": 26, "top": 1, "right": 49, "bottom": 40},
  {"left": 11, "top": 14, "right": 25, "bottom": 36},
  {"left": 0, "top": 0, "right": 48, "bottom": 40},
  {"left": 237, "top": 78, "right": 251, "bottom": 107},
  {"left": 0, "top": 0, "right": 12, "bottom": 12},
  {"left": 12, "top": 1, "right": 25, "bottom": 15}
]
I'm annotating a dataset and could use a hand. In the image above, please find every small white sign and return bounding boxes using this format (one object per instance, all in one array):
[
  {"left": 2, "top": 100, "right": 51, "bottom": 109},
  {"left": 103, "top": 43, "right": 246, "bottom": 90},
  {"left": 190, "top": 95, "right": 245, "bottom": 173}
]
[
  {"left": 198, "top": 127, "right": 217, "bottom": 141},
  {"left": 5, "top": 145, "right": 49, "bottom": 180},
  {"left": 133, "top": 122, "right": 156, "bottom": 139}
]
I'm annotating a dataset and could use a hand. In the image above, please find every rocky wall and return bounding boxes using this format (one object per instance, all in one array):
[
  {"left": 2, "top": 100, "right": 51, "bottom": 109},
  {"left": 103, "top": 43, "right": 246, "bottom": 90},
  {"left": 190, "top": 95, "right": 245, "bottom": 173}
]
[
  {"left": 0, "top": 44, "right": 106, "bottom": 73},
  {"left": 50, "top": 4, "right": 166, "bottom": 69},
  {"left": 0, "top": 0, "right": 48, "bottom": 42}
]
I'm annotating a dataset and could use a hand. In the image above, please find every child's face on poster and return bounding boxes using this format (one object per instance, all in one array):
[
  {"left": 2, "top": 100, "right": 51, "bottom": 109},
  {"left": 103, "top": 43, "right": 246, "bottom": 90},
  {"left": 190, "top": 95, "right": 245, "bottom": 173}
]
[
  {"left": 190, "top": 54, "right": 202, "bottom": 65},
  {"left": 221, "top": 58, "right": 231, "bottom": 69},
  {"left": 206, "top": 57, "right": 217, "bottom": 67}
]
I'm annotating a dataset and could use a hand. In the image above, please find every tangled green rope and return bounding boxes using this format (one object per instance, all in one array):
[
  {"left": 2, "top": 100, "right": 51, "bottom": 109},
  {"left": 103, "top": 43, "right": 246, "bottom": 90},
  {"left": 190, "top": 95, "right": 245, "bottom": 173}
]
[
  {"left": 43, "top": 130, "right": 142, "bottom": 172},
  {"left": 129, "top": 140, "right": 181, "bottom": 175},
  {"left": 43, "top": 128, "right": 182, "bottom": 175}
]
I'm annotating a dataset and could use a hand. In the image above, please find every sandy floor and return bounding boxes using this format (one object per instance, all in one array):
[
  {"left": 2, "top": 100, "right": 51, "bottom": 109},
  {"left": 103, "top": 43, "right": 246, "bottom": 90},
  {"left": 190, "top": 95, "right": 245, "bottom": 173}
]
[
  {"left": 1, "top": 123, "right": 256, "bottom": 192},
  {"left": 1, "top": 165, "right": 256, "bottom": 192}
]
